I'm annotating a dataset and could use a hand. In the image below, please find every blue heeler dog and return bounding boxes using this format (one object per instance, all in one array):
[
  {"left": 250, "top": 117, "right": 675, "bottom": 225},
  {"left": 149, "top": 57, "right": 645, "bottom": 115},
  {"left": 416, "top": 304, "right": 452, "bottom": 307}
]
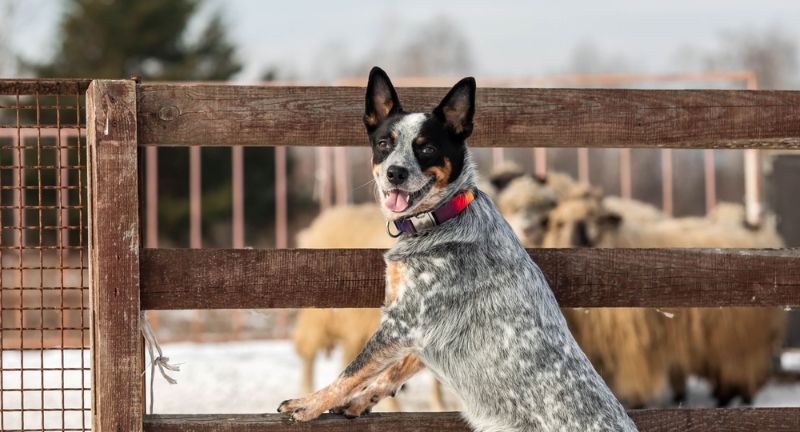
[{"left": 278, "top": 67, "right": 637, "bottom": 431}]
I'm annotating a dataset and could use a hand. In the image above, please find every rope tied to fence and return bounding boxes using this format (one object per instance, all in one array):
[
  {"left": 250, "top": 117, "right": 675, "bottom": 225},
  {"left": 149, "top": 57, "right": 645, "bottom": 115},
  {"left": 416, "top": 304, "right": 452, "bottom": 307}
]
[{"left": 140, "top": 311, "right": 181, "bottom": 413}]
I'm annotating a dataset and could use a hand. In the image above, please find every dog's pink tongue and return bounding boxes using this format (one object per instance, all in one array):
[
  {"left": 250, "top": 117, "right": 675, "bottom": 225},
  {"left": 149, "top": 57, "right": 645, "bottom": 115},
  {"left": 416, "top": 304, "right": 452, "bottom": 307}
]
[{"left": 384, "top": 190, "right": 410, "bottom": 212}]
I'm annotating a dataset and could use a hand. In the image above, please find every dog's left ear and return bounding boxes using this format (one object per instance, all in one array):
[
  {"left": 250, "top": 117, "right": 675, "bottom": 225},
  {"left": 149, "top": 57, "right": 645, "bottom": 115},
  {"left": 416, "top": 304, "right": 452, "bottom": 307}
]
[{"left": 433, "top": 77, "right": 476, "bottom": 139}]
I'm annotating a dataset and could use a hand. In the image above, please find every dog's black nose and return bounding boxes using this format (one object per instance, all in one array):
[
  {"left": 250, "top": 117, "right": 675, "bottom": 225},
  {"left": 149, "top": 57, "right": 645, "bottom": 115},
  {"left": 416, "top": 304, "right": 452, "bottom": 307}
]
[{"left": 386, "top": 165, "right": 409, "bottom": 185}]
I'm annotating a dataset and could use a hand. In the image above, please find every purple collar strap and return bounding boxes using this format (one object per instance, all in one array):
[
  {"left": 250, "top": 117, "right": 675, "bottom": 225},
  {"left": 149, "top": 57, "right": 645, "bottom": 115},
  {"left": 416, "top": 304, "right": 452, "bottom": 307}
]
[{"left": 387, "top": 190, "right": 476, "bottom": 237}]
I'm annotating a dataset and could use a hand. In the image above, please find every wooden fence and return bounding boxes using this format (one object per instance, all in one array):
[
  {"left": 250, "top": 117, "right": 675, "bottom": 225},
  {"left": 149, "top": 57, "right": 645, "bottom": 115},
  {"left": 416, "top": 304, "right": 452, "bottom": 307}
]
[{"left": 87, "top": 79, "right": 800, "bottom": 431}]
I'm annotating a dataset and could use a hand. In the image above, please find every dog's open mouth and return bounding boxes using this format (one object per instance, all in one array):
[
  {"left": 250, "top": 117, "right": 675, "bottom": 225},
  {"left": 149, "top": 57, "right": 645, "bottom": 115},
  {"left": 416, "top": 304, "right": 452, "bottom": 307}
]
[{"left": 383, "top": 178, "right": 434, "bottom": 213}]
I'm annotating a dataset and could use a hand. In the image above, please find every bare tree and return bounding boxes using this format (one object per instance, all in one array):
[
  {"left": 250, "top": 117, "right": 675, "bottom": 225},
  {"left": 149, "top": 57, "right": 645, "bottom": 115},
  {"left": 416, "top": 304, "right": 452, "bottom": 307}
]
[
  {"left": 565, "top": 41, "right": 632, "bottom": 76},
  {"left": 704, "top": 26, "right": 799, "bottom": 89},
  {"left": 354, "top": 15, "right": 473, "bottom": 77}
]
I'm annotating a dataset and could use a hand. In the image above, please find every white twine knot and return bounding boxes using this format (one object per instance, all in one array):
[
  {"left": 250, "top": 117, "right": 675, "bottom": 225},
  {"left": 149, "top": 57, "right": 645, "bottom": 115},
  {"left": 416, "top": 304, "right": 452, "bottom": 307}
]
[{"left": 140, "top": 311, "right": 181, "bottom": 414}]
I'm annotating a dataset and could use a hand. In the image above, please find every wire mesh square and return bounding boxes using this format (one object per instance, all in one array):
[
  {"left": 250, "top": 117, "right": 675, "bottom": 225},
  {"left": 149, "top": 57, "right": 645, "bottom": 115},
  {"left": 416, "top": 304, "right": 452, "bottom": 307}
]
[{"left": 1, "top": 81, "right": 90, "bottom": 432}]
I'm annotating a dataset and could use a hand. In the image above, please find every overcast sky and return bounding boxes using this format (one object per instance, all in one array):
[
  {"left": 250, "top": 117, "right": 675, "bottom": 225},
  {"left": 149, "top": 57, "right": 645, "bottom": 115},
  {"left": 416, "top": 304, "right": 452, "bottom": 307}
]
[{"left": 7, "top": 0, "right": 800, "bottom": 83}]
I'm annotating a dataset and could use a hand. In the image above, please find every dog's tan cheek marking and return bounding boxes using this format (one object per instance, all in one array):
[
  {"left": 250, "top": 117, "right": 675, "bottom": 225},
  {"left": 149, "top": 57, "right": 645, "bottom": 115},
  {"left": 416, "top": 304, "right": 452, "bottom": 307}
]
[
  {"left": 423, "top": 157, "right": 452, "bottom": 189},
  {"left": 372, "top": 163, "right": 381, "bottom": 177},
  {"left": 385, "top": 261, "right": 406, "bottom": 306}
]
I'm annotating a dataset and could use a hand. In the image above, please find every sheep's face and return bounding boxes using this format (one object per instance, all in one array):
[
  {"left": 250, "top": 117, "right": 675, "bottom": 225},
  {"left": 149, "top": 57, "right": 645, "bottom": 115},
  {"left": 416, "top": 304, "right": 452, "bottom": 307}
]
[
  {"left": 541, "top": 198, "right": 621, "bottom": 248},
  {"left": 495, "top": 176, "right": 557, "bottom": 247}
]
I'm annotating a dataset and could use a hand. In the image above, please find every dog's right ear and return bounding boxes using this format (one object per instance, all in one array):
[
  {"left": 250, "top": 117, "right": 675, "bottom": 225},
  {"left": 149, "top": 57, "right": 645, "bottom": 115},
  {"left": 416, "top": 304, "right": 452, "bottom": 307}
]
[{"left": 364, "top": 67, "right": 401, "bottom": 132}]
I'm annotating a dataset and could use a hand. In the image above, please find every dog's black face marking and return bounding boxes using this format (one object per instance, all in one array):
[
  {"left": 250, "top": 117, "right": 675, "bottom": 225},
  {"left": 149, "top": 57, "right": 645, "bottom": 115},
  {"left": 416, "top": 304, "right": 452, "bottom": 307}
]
[{"left": 365, "top": 67, "right": 475, "bottom": 217}]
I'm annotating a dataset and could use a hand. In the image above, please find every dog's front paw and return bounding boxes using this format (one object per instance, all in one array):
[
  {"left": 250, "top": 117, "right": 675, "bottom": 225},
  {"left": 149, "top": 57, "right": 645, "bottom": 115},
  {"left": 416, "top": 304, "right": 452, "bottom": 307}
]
[{"left": 277, "top": 397, "right": 325, "bottom": 422}]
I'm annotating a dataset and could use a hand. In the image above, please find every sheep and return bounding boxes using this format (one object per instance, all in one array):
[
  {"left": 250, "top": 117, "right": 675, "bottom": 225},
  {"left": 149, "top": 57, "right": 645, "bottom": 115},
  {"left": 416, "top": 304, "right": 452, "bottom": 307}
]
[{"left": 542, "top": 192, "right": 787, "bottom": 407}]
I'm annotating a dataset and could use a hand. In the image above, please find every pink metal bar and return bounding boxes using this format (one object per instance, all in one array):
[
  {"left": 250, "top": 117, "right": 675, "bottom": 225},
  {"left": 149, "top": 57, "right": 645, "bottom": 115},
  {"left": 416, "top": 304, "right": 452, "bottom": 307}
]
[
  {"left": 577, "top": 148, "right": 590, "bottom": 184},
  {"left": 703, "top": 149, "right": 716, "bottom": 214},
  {"left": 335, "top": 70, "right": 760, "bottom": 88},
  {"left": 534, "top": 148, "right": 547, "bottom": 178},
  {"left": 145, "top": 146, "right": 158, "bottom": 248},
  {"left": 492, "top": 148, "right": 505, "bottom": 171},
  {"left": 59, "top": 138, "right": 69, "bottom": 249},
  {"left": 317, "top": 147, "right": 332, "bottom": 210},
  {"left": 333, "top": 147, "right": 349, "bottom": 205},
  {"left": 12, "top": 134, "right": 24, "bottom": 247},
  {"left": 232, "top": 146, "right": 244, "bottom": 248},
  {"left": 189, "top": 146, "right": 202, "bottom": 249},
  {"left": 275, "top": 146, "right": 288, "bottom": 249},
  {"left": 661, "top": 149, "right": 674, "bottom": 216},
  {"left": 619, "top": 148, "right": 632, "bottom": 199},
  {"left": 743, "top": 74, "right": 762, "bottom": 226}
]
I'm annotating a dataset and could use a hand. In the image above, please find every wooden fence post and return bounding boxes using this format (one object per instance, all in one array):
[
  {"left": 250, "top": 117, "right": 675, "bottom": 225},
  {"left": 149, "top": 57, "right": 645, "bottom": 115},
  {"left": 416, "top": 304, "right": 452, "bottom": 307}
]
[{"left": 87, "top": 79, "right": 143, "bottom": 431}]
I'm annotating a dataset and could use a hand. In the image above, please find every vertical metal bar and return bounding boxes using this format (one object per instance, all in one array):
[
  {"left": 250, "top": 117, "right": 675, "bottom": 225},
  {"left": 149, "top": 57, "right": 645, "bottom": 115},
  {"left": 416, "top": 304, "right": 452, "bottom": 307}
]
[
  {"left": 56, "top": 94, "right": 68, "bottom": 429},
  {"left": 492, "top": 148, "right": 505, "bottom": 171},
  {"left": 317, "top": 147, "right": 332, "bottom": 210},
  {"left": 577, "top": 148, "right": 590, "bottom": 184},
  {"left": 744, "top": 149, "right": 762, "bottom": 226},
  {"left": 145, "top": 146, "right": 158, "bottom": 248},
  {"left": 275, "top": 146, "right": 288, "bottom": 249},
  {"left": 189, "top": 146, "right": 202, "bottom": 249},
  {"left": 661, "top": 149, "right": 674, "bottom": 216},
  {"left": 13, "top": 96, "right": 24, "bottom": 247},
  {"left": 76, "top": 87, "right": 89, "bottom": 431},
  {"left": 35, "top": 90, "right": 46, "bottom": 431},
  {"left": 704, "top": 149, "right": 716, "bottom": 214},
  {"left": 533, "top": 148, "right": 547, "bottom": 178},
  {"left": 14, "top": 92, "right": 24, "bottom": 430},
  {"left": 333, "top": 147, "right": 349, "bottom": 205},
  {"left": 232, "top": 146, "right": 245, "bottom": 248},
  {"left": 619, "top": 148, "right": 632, "bottom": 199},
  {"left": 87, "top": 79, "right": 143, "bottom": 432},
  {"left": 744, "top": 74, "right": 761, "bottom": 226}
]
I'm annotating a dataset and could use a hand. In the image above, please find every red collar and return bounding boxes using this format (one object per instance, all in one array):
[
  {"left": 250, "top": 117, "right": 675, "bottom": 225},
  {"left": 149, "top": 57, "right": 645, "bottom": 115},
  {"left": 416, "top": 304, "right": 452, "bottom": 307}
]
[{"left": 389, "top": 190, "right": 475, "bottom": 236}]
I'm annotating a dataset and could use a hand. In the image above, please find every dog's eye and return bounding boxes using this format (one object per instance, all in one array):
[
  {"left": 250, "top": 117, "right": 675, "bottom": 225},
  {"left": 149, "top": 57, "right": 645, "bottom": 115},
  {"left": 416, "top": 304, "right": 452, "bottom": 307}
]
[
  {"left": 421, "top": 145, "right": 436, "bottom": 155},
  {"left": 377, "top": 139, "right": 391, "bottom": 151}
]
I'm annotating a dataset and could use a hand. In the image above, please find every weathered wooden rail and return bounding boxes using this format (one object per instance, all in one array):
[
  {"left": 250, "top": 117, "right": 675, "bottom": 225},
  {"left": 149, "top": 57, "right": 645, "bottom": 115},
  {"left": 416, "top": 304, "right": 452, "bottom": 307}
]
[{"left": 87, "top": 79, "right": 800, "bottom": 431}]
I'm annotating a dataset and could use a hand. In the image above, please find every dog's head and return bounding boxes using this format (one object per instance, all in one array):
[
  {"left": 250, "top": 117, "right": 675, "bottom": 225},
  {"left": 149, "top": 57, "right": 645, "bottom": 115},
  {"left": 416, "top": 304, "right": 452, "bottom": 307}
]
[{"left": 364, "top": 67, "right": 476, "bottom": 220}]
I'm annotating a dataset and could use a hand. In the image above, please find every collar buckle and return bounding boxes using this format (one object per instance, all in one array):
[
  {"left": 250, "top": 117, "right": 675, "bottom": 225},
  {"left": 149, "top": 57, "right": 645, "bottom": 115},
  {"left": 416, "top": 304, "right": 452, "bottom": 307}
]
[{"left": 409, "top": 211, "right": 437, "bottom": 232}]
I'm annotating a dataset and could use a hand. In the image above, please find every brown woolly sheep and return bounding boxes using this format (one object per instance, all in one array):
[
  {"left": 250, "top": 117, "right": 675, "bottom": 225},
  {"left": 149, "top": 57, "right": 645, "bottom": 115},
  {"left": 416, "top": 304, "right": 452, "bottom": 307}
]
[{"left": 542, "top": 193, "right": 787, "bottom": 407}]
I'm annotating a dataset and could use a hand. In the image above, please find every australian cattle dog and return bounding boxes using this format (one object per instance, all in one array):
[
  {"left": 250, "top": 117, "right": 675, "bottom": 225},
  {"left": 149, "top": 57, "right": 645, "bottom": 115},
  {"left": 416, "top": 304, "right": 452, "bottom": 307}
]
[{"left": 278, "top": 67, "right": 637, "bottom": 431}]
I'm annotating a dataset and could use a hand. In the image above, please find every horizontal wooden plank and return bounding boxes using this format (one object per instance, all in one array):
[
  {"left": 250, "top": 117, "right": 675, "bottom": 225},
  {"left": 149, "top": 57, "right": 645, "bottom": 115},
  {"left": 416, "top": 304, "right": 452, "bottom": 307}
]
[
  {"left": 143, "top": 408, "right": 800, "bottom": 432},
  {"left": 140, "top": 248, "right": 800, "bottom": 309},
  {"left": 137, "top": 84, "right": 800, "bottom": 149},
  {"left": 0, "top": 79, "right": 92, "bottom": 95}
]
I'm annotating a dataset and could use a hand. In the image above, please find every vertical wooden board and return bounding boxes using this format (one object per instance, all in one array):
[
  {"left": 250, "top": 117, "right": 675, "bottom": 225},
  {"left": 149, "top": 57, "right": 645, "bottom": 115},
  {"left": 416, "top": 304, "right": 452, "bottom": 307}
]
[{"left": 87, "top": 80, "right": 143, "bottom": 432}]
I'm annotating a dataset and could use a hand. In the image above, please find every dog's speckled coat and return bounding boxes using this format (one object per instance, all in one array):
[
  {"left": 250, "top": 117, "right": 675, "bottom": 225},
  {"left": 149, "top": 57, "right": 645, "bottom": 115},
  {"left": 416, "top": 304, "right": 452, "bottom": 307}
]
[{"left": 278, "top": 67, "right": 637, "bottom": 431}]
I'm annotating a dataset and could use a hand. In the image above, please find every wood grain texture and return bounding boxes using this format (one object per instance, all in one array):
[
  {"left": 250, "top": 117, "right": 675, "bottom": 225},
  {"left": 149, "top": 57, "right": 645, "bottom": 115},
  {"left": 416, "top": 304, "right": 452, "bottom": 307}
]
[
  {"left": 143, "top": 408, "right": 800, "bottom": 432},
  {"left": 0, "top": 78, "right": 91, "bottom": 95},
  {"left": 137, "top": 84, "right": 800, "bottom": 149},
  {"left": 87, "top": 80, "right": 144, "bottom": 432},
  {"left": 140, "top": 248, "right": 800, "bottom": 309}
]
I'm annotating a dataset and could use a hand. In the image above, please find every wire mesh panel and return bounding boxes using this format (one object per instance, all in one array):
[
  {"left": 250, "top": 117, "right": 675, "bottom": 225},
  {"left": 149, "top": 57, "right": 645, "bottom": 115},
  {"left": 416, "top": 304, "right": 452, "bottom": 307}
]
[{"left": 0, "top": 80, "right": 91, "bottom": 431}]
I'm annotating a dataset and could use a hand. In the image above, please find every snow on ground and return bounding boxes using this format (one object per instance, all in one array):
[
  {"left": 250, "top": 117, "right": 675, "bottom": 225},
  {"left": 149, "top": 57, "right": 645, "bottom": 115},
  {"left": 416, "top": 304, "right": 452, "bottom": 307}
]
[
  {"left": 2, "top": 342, "right": 800, "bottom": 429},
  {"left": 138, "top": 341, "right": 800, "bottom": 413}
]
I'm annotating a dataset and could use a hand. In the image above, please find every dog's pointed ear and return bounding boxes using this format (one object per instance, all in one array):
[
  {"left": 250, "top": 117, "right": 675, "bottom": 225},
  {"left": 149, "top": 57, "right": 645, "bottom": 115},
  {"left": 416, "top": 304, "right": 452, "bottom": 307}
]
[
  {"left": 364, "top": 67, "right": 401, "bottom": 132},
  {"left": 433, "top": 77, "right": 476, "bottom": 139}
]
